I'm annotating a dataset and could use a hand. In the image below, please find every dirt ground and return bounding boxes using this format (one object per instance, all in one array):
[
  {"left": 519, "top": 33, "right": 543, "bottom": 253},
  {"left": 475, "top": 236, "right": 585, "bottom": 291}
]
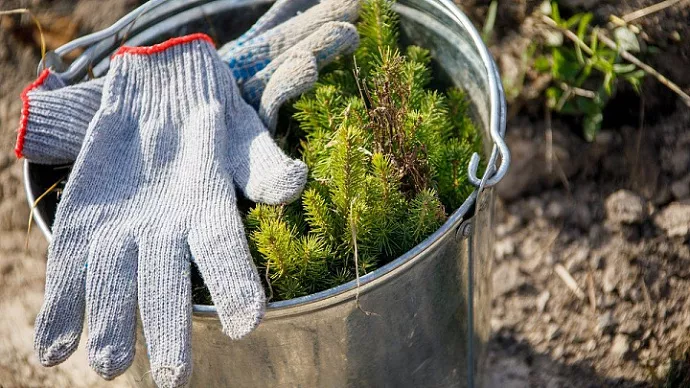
[
  {"left": 461, "top": 0, "right": 690, "bottom": 387},
  {"left": 1, "top": 2, "right": 136, "bottom": 386},
  {"left": 0, "top": 0, "right": 689, "bottom": 387}
]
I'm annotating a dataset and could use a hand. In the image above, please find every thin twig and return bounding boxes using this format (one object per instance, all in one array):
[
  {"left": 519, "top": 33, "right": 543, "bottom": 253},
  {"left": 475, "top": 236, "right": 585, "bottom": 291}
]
[
  {"left": 264, "top": 261, "right": 274, "bottom": 302},
  {"left": 545, "top": 104, "right": 554, "bottom": 174},
  {"left": 640, "top": 278, "right": 654, "bottom": 317},
  {"left": 542, "top": 15, "right": 594, "bottom": 56},
  {"left": 542, "top": 15, "right": 690, "bottom": 107},
  {"left": 586, "top": 271, "right": 597, "bottom": 312},
  {"left": 555, "top": 264, "right": 586, "bottom": 300},
  {"left": 26, "top": 175, "right": 67, "bottom": 250},
  {"left": 596, "top": 31, "right": 690, "bottom": 107},
  {"left": 632, "top": 96, "right": 645, "bottom": 187},
  {"left": 543, "top": 109, "right": 572, "bottom": 193},
  {"left": 349, "top": 201, "right": 376, "bottom": 316},
  {"left": 559, "top": 82, "right": 597, "bottom": 99},
  {"left": 621, "top": 0, "right": 687, "bottom": 23},
  {"left": 0, "top": 9, "right": 46, "bottom": 62}
]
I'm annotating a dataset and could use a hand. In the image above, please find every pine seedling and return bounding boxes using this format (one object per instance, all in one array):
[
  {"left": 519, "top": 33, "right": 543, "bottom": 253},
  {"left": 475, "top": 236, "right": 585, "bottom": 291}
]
[{"left": 240, "top": 0, "right": 482, "bottom": 302}]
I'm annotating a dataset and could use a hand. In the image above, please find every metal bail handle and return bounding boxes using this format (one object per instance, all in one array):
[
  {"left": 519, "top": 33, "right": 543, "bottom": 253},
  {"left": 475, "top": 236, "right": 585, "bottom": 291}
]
[
  {"left": 36, "top": 0, "right": 172, "bottom": 81},
  {"left": 465, "top": 31, "right": 510, "bottom": 188}
]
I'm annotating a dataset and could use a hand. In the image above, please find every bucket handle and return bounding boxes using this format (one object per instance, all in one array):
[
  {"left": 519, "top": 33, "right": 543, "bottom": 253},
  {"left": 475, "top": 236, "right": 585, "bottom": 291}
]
[{"left": 37, "top": 0, "right": 172, "bottom": 81}]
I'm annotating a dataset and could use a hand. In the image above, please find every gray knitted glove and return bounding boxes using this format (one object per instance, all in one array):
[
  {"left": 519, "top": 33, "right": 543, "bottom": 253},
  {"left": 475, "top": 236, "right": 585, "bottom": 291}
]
[
  {"left": 32, "top": 34, "right": 306, "bottom": 387},
  {"left": 15, "top": 71, "right": 103, "bottom": 164},
  {"left": 16, "top": 5, "right": 359, "bottom": 163},
  {"left": 217, "top": 0, "right": 316, "bottom": 57},
  {"left": 222, "top": 0, "right": 360, "bottom": 83},
  {"left": 242, "top": 21, "right": 359, "bottom": 131}
]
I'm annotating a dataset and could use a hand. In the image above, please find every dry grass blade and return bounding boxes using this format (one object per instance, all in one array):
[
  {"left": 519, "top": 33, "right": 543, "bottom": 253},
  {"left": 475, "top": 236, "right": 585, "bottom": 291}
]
[
  {"left": 0, "top": 8, "right": 46, "bottom": 62},
  {"left": 640, "top": 278, "right": 654, "bottom": 317},
  {"left": 542, "top": 15, "right": 690, "bottom": 108},
  {"left": 597, "top": 31, "right": 690, "bottom": 107},
  {"left": 264, "top": 261, "right": 274, "bottom": 302},
  {"left": 555, "top": 264, "right": 586, "bottom": 300},
  {"left": 586, "top": 271, "right": 597, "bottom": 312},
  {"left": 621, "top": 0, "right": 688, "bottom": 23},
  {"left": 349, "top": 201, "right": 377, "bottom": 316},
  {"left": 25, "top": 174, "right": 67, "bottom": 250}
]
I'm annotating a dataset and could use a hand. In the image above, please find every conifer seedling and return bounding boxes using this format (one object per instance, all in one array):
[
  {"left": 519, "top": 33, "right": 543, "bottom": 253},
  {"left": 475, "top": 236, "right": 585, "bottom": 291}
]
[{"left": 192, "top": 0, "right": 482, "bottom": 303}]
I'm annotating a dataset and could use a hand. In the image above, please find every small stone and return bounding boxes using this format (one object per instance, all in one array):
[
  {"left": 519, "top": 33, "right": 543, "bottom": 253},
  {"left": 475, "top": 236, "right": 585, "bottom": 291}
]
[
  {"left": 537, "top": 290, "right": 551, "bottom": 313},
  {"left": 496, "top": 214, "right": 520, "bottom": 237},
  {"left": 597, "top": 312, "right": 618, "bottom": 335},
  {"left": 603, "top": 266, "right": 618, "bottom": 293},
  {"left": 627, "top": 286, "right": 642, "bottom": 302},
  {"left": 614, "top": 26, "right": 640, "bottom": 53},
  {"left": 565, "top": 244, "right": 590, "bottom": 273},
  {"left": 670, "top": 31, "right": 682, "bottom": 42},
  {"left": 642, "top": 329, "right": 653, "bottom": 341},
  {"left": 619, "top": 319, "right": 642, "bottom": 336},
  {"left": 571, "top": 203, "right": 593, "bottom": 230},
  {"left": 610, "top": 334, "right": 630, "bottom": 359},
  {"left": 632, "top": 340, "right": 641, "bottom": 350},
  {"left": 657, "top": 360, "right": 671, "bottom": 378},
  {"left": 654, "top": 183, "right": 673, "bottom": 206},
  {"left": 590, "top": 255, "right": 605, "bottom": 270},
  {"left": 552, "top": 344, "right": 565, "bottom": 359},
  {"left": 544, "top": 252, "right": 557, "bottom": 265},
  {"left": 654, "top": 201, "right": 690, "bottom": 237},
  {"left": 671, "top": 152, "right": 690, "bottom": 177},
  {"left": 493, "top": 262, "right": 526, "bottom": 296},
  {"left": 486, "top": 356, "right": 530, "bottom": 388},
  {"left": 658, "top": 306, "right": 668, "bottom": 319},
  {"left": 605, "top": 190, "right": 647, "bottom": 224},
  {"left": 494, "top": 239, "right": 516, "bottom": 260},
  {"left": 546, "top": 201, "right": 566, "bottom": 219},
  {"left": 546, "top": 324, "right": 562, "bottom": 340},
  {"left": 670, "top": 175, "right": 690, "bottom": 200}
]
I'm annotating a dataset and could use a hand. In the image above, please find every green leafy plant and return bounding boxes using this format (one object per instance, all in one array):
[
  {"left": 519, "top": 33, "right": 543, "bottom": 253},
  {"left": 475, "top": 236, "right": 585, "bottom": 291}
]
[
  {"left": 193, "top": 0, "right": 481, "bottom": 303},
  {"left": 536, "top": 1, "right": 646, "bottom": 140}
]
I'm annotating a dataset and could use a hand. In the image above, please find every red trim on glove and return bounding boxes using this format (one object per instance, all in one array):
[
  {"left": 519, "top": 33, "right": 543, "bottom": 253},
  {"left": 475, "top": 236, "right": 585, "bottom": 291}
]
[
  {"left": 15, "top": 68, "right": 52, "bottom": 159},
  {"left": 113, "top": 33, "right": 215, "bottom": 56}
]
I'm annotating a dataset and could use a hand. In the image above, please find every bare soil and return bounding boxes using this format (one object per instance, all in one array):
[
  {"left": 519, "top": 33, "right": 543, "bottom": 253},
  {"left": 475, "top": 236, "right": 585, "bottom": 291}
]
[
  {"left": 0, "top": 1, "right": 136, "bottom": 386},
  {"left": 0, "top": 0, "right": 688, "bottom": 387},
  {"left": 457, "top": 0, "right": 690, "bottom": 387}
]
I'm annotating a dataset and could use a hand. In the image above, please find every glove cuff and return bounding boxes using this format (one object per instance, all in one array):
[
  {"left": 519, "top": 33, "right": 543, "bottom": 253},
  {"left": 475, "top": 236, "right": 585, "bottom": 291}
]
[
  {"left": 112, "top": 32, "right": 214, "bottom": 56},
  {"left": 16, "top": 69, "right": 52, "bottom": 159},
  {"left": 16, "top": 69, "right": 103, "bottom": 164}
]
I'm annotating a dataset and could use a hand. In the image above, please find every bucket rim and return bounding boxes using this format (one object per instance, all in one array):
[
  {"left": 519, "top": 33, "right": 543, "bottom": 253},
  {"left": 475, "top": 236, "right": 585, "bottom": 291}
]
[{"left": 23, "top": 0, "right": 507, "bottom": 319}]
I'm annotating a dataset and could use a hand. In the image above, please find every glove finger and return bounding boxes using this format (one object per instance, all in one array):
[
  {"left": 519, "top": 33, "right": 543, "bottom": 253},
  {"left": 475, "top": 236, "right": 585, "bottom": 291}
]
[
  {"left": 223, "top": 0, "right": 360, "bottom": 83},
  {"left": 223, "top": 72, "right": 309, "bottom": 205},
  {"left": 138, "top": 233, "right": 193, "bottom": 388},
  {"left": 188, "top": 205, "right": 265, "bottom": 340},
  {"left": 241, "top": 21, "right": 359, "bottom": 108},
  {"left": 218, "top": 0, "right": 316, "bottom": 57},
  {"left": 259, "top": 50, "right": 317, "bottom": 133},
  {"left": 85, "top": 227, "right": 138, "bottom": 380},
  {"left": 34, "top": 224, "right": 89, "bottom": 367}
]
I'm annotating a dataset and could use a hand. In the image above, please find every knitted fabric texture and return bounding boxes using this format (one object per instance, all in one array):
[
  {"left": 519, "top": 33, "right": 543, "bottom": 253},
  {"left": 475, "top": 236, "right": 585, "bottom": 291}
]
[
  {"left": 32, "top": 34, "right": 307, "bottom": 388},
  {"left": 222, "top": 0, "right": 360, "bottom": 83},
  {"left": 16, "top": 70, "right": 103, "bottom": 164},
  {"left": 217, "top": 0, "right": 316, "bottom": 57},
  {"left": 241, "top": 21, "right": 359, "bottom": 110}
]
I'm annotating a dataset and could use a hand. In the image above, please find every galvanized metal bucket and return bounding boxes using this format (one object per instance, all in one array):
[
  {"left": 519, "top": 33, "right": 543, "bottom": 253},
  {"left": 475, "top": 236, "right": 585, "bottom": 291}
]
[{"left": 24, "top": 0, "right": 508, "bottom": 386}]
